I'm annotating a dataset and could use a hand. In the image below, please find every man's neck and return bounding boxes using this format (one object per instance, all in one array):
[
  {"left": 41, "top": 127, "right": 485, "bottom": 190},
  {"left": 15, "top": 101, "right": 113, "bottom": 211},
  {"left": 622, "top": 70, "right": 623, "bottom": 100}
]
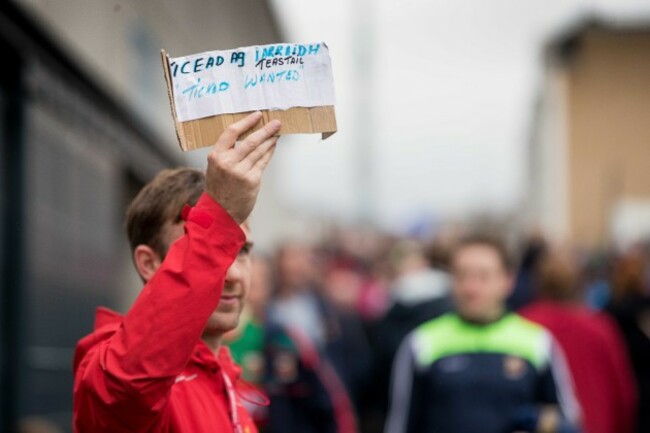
[
  {"left": 201, "top": 333, "right": 223, "bottom": 356},
  {"left": 460, "top": 306, "right": 507, "bottom": 326}
]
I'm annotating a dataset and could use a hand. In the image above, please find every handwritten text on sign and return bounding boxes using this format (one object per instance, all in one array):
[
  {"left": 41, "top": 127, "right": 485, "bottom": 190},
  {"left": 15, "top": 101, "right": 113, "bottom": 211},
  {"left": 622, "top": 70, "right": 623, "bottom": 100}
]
[{"left": 169, "top": 42, "right": 336, "bottom": 122}]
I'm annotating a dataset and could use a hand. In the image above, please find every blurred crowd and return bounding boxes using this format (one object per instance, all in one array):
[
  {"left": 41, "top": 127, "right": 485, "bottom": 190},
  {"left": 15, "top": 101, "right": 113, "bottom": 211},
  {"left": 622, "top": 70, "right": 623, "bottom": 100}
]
[{"left": 224, "top": 227, "right": 649, "bottom": 433}]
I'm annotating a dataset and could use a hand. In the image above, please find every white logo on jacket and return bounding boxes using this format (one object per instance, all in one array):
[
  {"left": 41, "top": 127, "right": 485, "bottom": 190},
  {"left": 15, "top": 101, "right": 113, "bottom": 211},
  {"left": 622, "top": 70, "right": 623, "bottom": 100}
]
[{"left": 174, "top": 374, "right": 198, "bottom": 384}]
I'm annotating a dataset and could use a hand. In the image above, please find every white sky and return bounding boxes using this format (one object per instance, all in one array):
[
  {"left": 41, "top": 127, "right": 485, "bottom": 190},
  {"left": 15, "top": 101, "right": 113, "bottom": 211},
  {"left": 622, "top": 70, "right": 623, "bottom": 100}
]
[{"left": 269, "top": 0, "right": 650, "bottom": 232}]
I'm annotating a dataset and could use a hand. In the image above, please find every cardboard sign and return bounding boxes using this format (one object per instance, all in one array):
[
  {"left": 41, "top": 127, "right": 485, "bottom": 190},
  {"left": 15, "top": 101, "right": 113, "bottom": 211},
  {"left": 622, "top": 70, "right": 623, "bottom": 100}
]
[{"left": 161, "top": 42, "right": 337, "bottom": 151}]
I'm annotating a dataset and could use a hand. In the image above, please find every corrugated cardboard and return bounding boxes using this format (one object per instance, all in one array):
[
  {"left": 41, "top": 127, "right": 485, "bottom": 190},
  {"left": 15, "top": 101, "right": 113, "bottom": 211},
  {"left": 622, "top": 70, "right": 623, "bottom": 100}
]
[{"left": 161, "top": 49, "right": 337, "bottom": 151}]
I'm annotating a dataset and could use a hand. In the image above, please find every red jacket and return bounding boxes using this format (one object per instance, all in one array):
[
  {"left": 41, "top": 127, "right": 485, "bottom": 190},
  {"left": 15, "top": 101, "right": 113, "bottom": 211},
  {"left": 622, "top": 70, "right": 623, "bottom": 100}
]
[
  {"left": 520, "top": 301, "right": 637, "bottom": 433},
  {"left": 73, "top": 193, "right": 258, "bottom": 433}
]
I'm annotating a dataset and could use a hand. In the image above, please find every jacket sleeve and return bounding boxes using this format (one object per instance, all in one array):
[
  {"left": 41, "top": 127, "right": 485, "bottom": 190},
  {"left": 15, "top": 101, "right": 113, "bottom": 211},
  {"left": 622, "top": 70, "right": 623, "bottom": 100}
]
[
  {"left": 74, "top": 193, "right": 245, "bottom": 433},
  {"left": 384, "top": 335, "right": 426, "bottom": 433},
  {"left": 535, "top": 335, "right": 582, "bottom": 432}
]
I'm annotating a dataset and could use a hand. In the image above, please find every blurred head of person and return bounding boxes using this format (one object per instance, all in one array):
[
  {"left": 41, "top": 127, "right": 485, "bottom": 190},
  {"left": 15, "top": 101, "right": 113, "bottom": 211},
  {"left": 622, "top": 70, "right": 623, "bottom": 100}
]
[
  {"left": 389, "top": 240, "right": 430, "bottom": 278},
  {"left": 323, "top": 259, "right": 365, "bottom": 312},
  {"left": 125, "top": 168, "right": 253, "bottom": 339},
  {"left": 535, "top": 249, "right": 580, "bottom": 302},
  {"left": 424, "top": 238, "right": 452, "bottom": 272},
  {"left": 611, "top": 250, "right": 647, "bottom": 301},
  {"left": 387, "top": 239, "right": 450, "bottom": 306},
  {"left": 450, "top": 234, "right": 514, "bottom": 323},
  {"left": 275, "top": 242, "right": 316, "bottom": 296}
]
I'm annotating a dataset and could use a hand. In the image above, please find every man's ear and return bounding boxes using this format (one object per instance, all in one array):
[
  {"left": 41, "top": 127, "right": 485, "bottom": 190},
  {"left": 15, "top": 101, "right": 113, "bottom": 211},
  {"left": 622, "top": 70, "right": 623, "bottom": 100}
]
[{"left": 133, "top": 244, "right": 163, "bottom": 283}]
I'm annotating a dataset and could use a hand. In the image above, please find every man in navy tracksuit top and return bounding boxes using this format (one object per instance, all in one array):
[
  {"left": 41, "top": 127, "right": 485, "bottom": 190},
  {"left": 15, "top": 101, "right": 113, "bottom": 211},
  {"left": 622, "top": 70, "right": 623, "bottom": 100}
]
[{"left": 385, "top": 235, "right": 581, "bottom": 433}]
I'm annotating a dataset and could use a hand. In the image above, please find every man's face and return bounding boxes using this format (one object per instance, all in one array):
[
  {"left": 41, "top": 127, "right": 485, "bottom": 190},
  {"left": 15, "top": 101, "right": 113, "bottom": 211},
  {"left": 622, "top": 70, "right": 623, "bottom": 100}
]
[
  {"left": 451, "top": 244, "right": 512, "bottom": 322},
  {"left": 163, "top": 221, "right": 253, "bottom": 335}
]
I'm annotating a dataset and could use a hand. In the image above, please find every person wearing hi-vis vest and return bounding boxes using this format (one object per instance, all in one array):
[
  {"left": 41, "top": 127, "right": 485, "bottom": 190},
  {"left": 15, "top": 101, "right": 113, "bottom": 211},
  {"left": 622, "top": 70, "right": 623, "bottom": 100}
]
[
  {"left": 73, "top": 112, "right": 280, "bottom": 433},
  {"left": 385, "top": 234, "right": 582, "bottom": 433}
]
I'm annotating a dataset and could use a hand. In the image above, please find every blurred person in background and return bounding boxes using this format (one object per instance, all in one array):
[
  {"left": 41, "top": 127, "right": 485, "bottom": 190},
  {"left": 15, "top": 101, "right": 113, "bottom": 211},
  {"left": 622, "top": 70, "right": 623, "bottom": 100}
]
[
  {"left": 264, "top": 242, "right": 358, "bottom": 433},
  {"left": 520, "top": 249, "right": 637, "bottom": 433},
  {"left": 606, "top": 248, "right": 650, "bottom": 433},
  {"left": 364, "top": 239, "right": 451, "bottom": 433},
  {"left": 267, "top": 242, "right": 322, "bottom": 344},
  {"left": 321, "top": 257, "right": 373, "bottom": 410},
  {"left": 327, "top": 228, "right": 394, "bottom": 322},
  {"left": 582, "top": 252, "right": 613, "bottom": 310},
  {"left": 355, "top": 258, "right": 391, "bottom": 322},
  {"left": 507, "top": 232, "right": 547, "bottom": 311},
  {"left": 385, "top": 234, "right": 580, "bottom": 433}
]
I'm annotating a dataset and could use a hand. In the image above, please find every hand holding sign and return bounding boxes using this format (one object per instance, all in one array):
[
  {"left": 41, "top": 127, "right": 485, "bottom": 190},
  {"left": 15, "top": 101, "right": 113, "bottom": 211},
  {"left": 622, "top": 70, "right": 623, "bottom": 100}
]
[
  {"left": 162, "top": 42, "right": 337, "bottom": 151},
  {"left": 205, "top": 111, "right": 280, "bottom": 224}
]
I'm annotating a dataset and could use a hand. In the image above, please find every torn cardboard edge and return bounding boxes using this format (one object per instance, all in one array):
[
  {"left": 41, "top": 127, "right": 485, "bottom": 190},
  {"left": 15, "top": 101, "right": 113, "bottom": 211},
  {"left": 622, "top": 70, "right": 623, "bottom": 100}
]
[{"left": 161, "top": 49, "right": 337, "bottom": 152}]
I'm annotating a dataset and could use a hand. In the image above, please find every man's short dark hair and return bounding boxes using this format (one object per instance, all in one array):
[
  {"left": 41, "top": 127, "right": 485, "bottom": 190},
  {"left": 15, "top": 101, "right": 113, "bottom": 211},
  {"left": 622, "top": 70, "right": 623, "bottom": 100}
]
[
  {"left": 125, "top": 168, "right": 205, "bottom": 257},
  {"left": 451, "top": 233, "right": 514, "bottom": 272}
]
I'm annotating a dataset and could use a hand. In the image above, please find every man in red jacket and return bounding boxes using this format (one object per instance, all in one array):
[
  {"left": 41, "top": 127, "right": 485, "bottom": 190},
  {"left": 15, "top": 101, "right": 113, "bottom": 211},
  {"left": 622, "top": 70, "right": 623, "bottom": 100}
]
[{"left": 73, "top": 112, "right": 280, "bottom": 433}]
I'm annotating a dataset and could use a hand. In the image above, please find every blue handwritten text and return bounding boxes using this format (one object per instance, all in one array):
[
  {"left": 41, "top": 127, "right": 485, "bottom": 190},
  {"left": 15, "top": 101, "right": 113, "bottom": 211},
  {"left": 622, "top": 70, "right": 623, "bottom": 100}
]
[
  {"left": 180, "top": 78, "right": 230, "bottom": 100},
  {"left": 254, "top": 44, "right": 321, "bottom": 63},
  {"left": 244, "top": 69, "right": 300, "bottom": 89}
]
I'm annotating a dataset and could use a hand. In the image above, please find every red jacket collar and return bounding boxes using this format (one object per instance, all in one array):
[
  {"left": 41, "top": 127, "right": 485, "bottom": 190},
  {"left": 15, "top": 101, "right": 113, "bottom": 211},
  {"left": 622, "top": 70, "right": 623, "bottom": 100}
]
[{"left": 94, "top": 306, "right": 122, "bottom": 330}]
